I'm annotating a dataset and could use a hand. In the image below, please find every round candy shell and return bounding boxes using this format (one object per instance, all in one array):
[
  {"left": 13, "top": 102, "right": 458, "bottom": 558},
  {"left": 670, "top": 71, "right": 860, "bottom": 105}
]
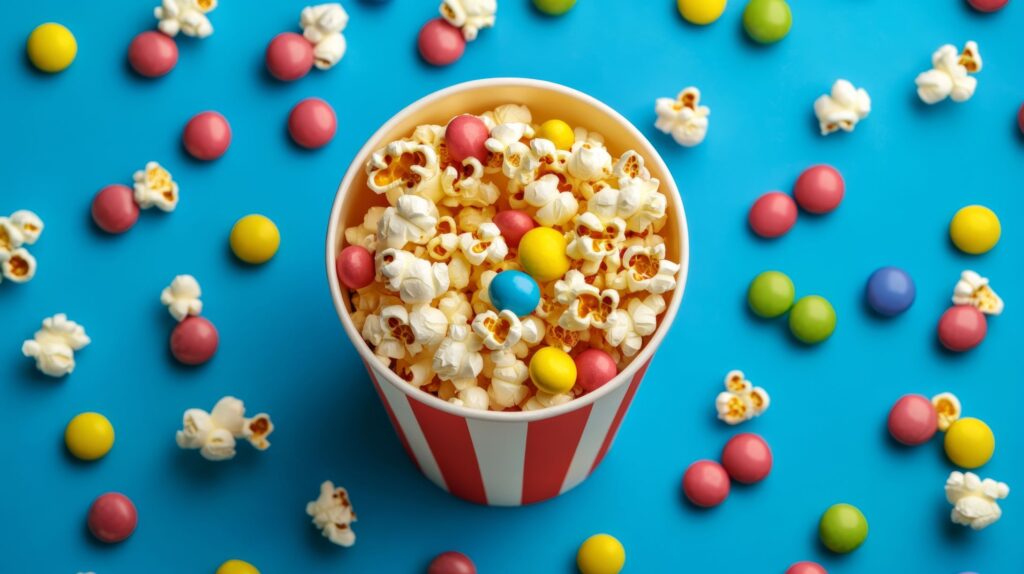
[
  {"left": 887, "top": 394, "right": 937, "bottom": 446},
  {"left": 938, "top": 305, "right": 986, "bottom": 352},
  {"left": 170, "top": 316, "right": 219, "bottom": 365},
  {"left": 27, "top": 23, "right": 77, "bottom": 73},
  {"left": 265, "top": 32, "right": 314, "bottom": 81},
  {"left": 749, "top": 192, "right": 797, "bottom": 238},
  {"left": 865, "top": 267, "right": 915, "bottom": 317},
  {"left": 819, "top": 503, "right": 868, "bottom": 554},
  {"left": 418, "top": 19, "right": 465, "bottom": 66},
  {"left": 682, "top": 460, "right": 730, "bottom": 507},
  {"left": 337, "top": 245, "right": 375, "bottom": 290},
  {"left": 445, "top": 115, "right": 490, "bottom": 164},
  {"left": 428, "top": 552, "right": 477, "bottom": 574},
  {"left": 88, "top": 493, "right": 137, "bottom": 543},
  {"left": 576, "top": 534, "right": 625, "bottom": 574},
  {"left": 128, "top": 31, "right": 178, "bottom": 78},
  {"left": 720, "top": 433, "right": 773, "bottom": 484},
  {"left": 65, "top": 412, "right": 115, "bottom": 461},
  {"left": 574, "top": 348, "right": 618, "bottom": 393},
  {"left": 92, "top": 184, "right": 139, "bottom": 234},
  {"left": 944, "top": 417, "right": 995, "bottom": 469},
  {"left": 183, "top": 111, "right": 232, "bottom": 161},
  {"left": 793, "top": 164, "right": 844, "bottom": 214},
  {"left": 289, "top": 98, "right": 337, "bottom": 149}
]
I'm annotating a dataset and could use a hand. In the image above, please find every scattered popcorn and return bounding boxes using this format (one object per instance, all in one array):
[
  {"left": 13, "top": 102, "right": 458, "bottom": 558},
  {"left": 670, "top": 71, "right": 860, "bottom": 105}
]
[
  {"left": 155, "top": 0, "right": 216, "bottom": 38},
  {"left": 300, "top": 4, "right": 349, "bottom": 70},
  {"left": 306, "top": 481, "right": 357, "bottom": 547},
  {"left": 715, "top": 370, "right": 770, "bottom": 425},
  {"left": 0, "top": 210, "right": 43, "bottom": 285},
  {"left": 952, "top": 270, "right": 1003, "bottom": 315},
  {"left": 175, "top": 396, "right": 274, "bottom": 461},
  {"left": 439, "top": 0, "right": 496, "bottom": 41},
  {"left": 916, "top": 41, "right": 982, "bottom": 105},
  {"left": 22, "top": 314, "right": 90, "bottom": 378},
  {"left": 133, "top": 161, "right": 179, "bottom": 212},
  {"left": 2, "top": 247, "right": 36, "bottom": 283},
  {"left": 932, "top": 392, "right": 962, "bottom": 432},
  {"left": 945, "top": 471, "right": 1009, "bottom": 530},
  {"left": 8, "top": 210, "right": 43, "bottom": 244},
  {"left": 654, "top": 87, "right": 710, "bottom": 147},
  {"left": 814, "top": 79, "right": 871, "bottom": 136},
  {"left": 160, "top": 275, "right": 203, "bottom": 322}
]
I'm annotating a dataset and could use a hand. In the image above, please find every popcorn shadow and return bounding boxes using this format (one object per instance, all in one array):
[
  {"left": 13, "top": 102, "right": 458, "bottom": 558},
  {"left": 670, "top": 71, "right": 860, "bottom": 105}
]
[
  {"left": 165, "top": 441, "right": 261, "bottom": 487},
  {"left": 19, "top": 353, "right": 61, "bottom": 389},
  {"left": 938, "top": 500, "right": 976, "bottom": 545}
]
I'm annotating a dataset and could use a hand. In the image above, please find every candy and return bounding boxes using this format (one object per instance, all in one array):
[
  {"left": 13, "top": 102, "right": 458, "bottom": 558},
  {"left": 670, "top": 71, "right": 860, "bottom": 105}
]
[
  {"left": 65, "top": 412, "right": 115, "bottom": 461},
  {"left": 967, "top": 0, "right": 1008, "bottom": 10},
  {"left": 865, "top": 267, "right": 915, "bottom": 317},
  {"left": 418, "top": 19, "right": 466, "bottom": 66},
  {"left": 128, "top": 31, "right": 178, "bottom": 78},
  {"left": 747, "top": 270, "right": 794, "bottom": 318},
  {"left": 748, "top": 192, "right": 797, "bottom": 238},
  {"left": 916, "top": 42, "right": 983, "bottom": 104},
  {"left": 337, "top": 245, "right": 375, "bottom": 290},
  {"left": 682, "top": 460, "right": 730, "bottom": 507},
  {"left": 654, "top": 87, "right": 711, "bottom": 147},
  {"left": 819, "top": 503, "right": 868, "bottom": 553},
  {"left": 887, "top": 394, "right": 937, "bottom": 446},
  {"left": 677, "top": 0, "right": 728, "bottom": 25},
  {"left": 742, "top": 0, "right": 791, "bottom": 44},
  {"left": 945, "top": 470, "right": 1009, "bottom": 529},
  {"left": 576, "top": 534, "right": 625, "bottom": 574},
  {"left": 814, "top": 79, "right": 871, "bottom": 136},
  {"left": 944, "top": 417, "right": 994, "bottom": 468},
  {"left": 793, "top": 165, "right": 844, "bottom": 214},
  {"left": 786, "top": 563, "right": 827, "bottom": 574},
  {"left": 26, "top": 23, "right": 77, "bottom": 73},
  {"left": 716, "top": 369, "right": 770, "bottom": 425},
  {"left": 445, "top": 115, "right": 490, "bottom": 164},
  {"left": 529, "top": 346, "right": 576, "bottom": 394},
  {"left": 91, "top": 185, "right": 140, "bottom": 234},
  {"left": 492, "top": 210, "right": 535, "bottom": 248},
  {"left": 161, "top": 275, "right": 203, "bottom": 321},
  {"left": 230, "top": 214, "right": 280, "bottom": 264},
  {"left": 721, "top": 433, "right": 772, "bottom": 484},
  {"left": 574, "top": 348, "right": 618, "bottom": 392},
  {"left": 87, "top": 493, "right": 137, "bottom": 543},
  {"left": 533, "top": 0, "right": 577, "bottom": 15},
  {"left": 170, "top": 316, "right": 219, "bottom": 365},
  {"left": 536, "top": 119, "right": 574, "bottom": 150},
  {"left": 950, "top": 205, "right": 1000, "bottom": 254},
  {"left": 1018, "top": 103, "right": 1024, "bottom": 135},
  {"left": 488, "top": 270, "right": 541, "bottom": 316},
  {"left": 518, "top": 227, "right": 570, "bottom": 282},
  {"left": 937, "top": 305, "right": 986, "bottom": 352},
  {"left": 216, "top": 560, "right": 260, "bottom": 574},
  {"left": 265, "top": 32, "right": 314, "bottom": 81},
  {"left": 788, "top": 295, "right": 835, "bottom": 344},
  {"left": 289, "top": 98, "right": 337, "bottom": 149},
  {"left": 428, "top": 551, "right": 477, "bottom": 574},
  {"left": 22, "top": 314, "right": 90, "bottom": 377},
  {"left": 300, "top": 4, "right": 349, "bottom": 70},
  {"left": 183, "top": 111, "right": 231, "bottom": 161}
]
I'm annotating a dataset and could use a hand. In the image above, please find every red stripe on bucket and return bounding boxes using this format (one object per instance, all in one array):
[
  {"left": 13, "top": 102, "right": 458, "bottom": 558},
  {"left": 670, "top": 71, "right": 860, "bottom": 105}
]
[
  {"left": 589, "top": 358, "right": 650, "bottom": 474},
  {"left": 521, "top": 404, "right": 593, "bottom": 505},
  {"left": 408, "top": 397, "right": 488, "bottom": 504},
  {"left": 364, "top": 362, "right": 419, "bottom": 471}
]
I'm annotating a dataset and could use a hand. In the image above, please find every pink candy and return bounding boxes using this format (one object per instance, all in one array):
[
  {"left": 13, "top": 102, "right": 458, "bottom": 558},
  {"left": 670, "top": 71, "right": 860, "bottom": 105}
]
[
  {"left": 793, "top": 164, "right": 844, "bottom": 214},
  {"left": 445, "top": 115, "right": 490, "bottom": 164},
  {"left": 887, "top": 394, "right": 937, "bottom": 446},
  {"left": 787, "top": 562, "right": 827, "bottom": 574},
  {"left": 289, "top": 98, "right": 337, "bottom": 149},
  {"left": 88, "top": 493, "right": 138, "bottom": 543},
  {"left": 938, "top": 305, "right": 987, "bottom": 352},
  {"left": 336, "top": 245, "right": 375, "bottom": 290},
  {"left": 720, "top": 433, "right": 772, "bottom": 484},
  {"left": 748, "top": 191, "right": 797, "bottom": 238},
  {"left": 682, "top": 460, "right": 730, "bottom": 507},
  {"left": 1018, "top": 103, "right": 1023, "bottom": 135},
  {"left": 128, "top": 31, "right": 178, "bottom": 78},
  {"left": 574, "top": 348, "right": 618, "bottom": 392},
  {"left": 492, "top": 210, "right": 535, "bottom": 249},
  {"left": 418, "top": 19, "right": 466, "bottom": 66},
  {"left": 265, "top": 32, "right": 314, "bottom": 81},
  {"left": 91, "top": 184, "right": 139, "bottom": 234},
  {"left": 183, "top": 111, "right": 232, "bottom": 161},
  {"left": 170, "top": 316, "right": 219, "bottom": 365},
  {"left": 428, "top": 551, "right": 477, "bottom": 574},
  {"left": 967, "top": 0, "right": 1008, "bottom": 11}
]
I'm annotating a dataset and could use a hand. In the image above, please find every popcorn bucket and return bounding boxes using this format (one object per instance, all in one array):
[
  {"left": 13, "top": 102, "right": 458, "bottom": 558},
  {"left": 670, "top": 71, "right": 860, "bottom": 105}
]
[{"left": 326, "top": 79, "right": 689, "bottom": 506}]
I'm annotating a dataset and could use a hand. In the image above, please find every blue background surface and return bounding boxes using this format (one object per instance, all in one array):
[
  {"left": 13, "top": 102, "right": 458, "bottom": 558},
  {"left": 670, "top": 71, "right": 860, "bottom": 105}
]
[{"left": 2, "top": 1, "right": 1022, "bottom": 572}]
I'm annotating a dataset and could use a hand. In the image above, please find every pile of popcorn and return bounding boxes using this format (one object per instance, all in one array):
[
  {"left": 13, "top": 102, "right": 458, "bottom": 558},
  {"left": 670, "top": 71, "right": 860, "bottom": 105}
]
[{"left": 343, "top": 104, "right": 680, "bottom": 412}]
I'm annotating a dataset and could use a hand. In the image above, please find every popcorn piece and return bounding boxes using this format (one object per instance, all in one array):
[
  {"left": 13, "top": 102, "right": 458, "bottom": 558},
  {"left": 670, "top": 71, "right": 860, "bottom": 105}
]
[
  {"left": 456, "top": 206, "right": 495, "bottom": 233},
  {"left": 378, "top": 194, "right": 440, "bottom": 250},
  {"left": 566, "top": 212, "right": 625, "bottom": 274},
  {"left": 654, "top": 87, "right": 710, "bottom": 147},
  {"left": 589, "top": 179, "right": 667, "bottom": 234},
  {"left": 471, "top": 309, "right": 522, "bottom": 350},
  {"left": 438, "top": 290, "right": 473, "bottom": 324},
  {"left": 175, "top": 396, "right": 274, "bottom": 461},
  {"left": 8, "top": 210, "right": 43, "bottom": 245},
  {"left": 410, "top": 304, "right": 449, "bottom": 350},
  {"left": 604, "top": 294, "right": 665, "bottom": 357},
  {"left": 932, "top": 392, "right": 962, "bottom": 432},
  {"left": 362, "top": 305, "right": 416, "bottom": 360},
  {"left": 366, "top": 141, "right": 442, "bottom": 204},
  {"left": 450, "top": 385, "right": 490, "bottom": 410},
  {"left": 481, "top": 104, "right": 533, "bottom": 130},
  {"left": 300, "top": 4, "right": 349, "bottom": 70},
  {"left": 567, "top": 137, "right": 613, "bottom": 182},
  {"left": 439, "top": 0, "right": 496, "bottom": 41},
  {"left": 613, "top": 151, "right": 651, "bottom": 183},
  {"left": 485, "top": 123, "right": 535, "bottom": 185},
  {"left": 306, "top": 481, "right": 357, "bottom": 547},
  {"left": 489, "top": 349, "right": 529, "bottom": 408},
  {"left": 377, "top": 249, "right": 450, "bottom": 304},
  {"left": 814, "top": 79, "right": 871, "bottom": 136},
  {"left": 21, "top": 313, "right": 91, "bottom": 378},
  {"left": 133, "top": 161, "right": 179, "bottom": 212},
  {"left": 432, "top": 323, "right": 483, "bottom": 386},
  {"left": 523, "top": 390, "right": 573, "bottom": 411},
  {"left": 160, "top": 275, "right": 202, "bottom": 322},
  {"left": 2, "top": 247, "right": 36, "bottom": 283},
  {"left": 394, "top": 353, "right": 437, "bottom": 388},
  {"left": 440, "top": 157, "right": 500, "bottom": 207},
  {"left": 613, "top": 244, "right": 679, "bottom": 294},
  {"left": 155, "top": 0, "right": 216, "bottom": 38},
  {"left": 557, "top": 280, "right": 619, "bottom": 332},
  {"left": 715, "top": 370, "right": 770, "bottom": 425},
  {"left": 952, "top": 270, "right": 1003, "bottom": 315},
  {"left": 524, "top": 173, "right": 579, "bottom": 227},
  {"left": 916, "top": 41, "right": 982, "bottom": 104},
  {"left": 344, "top": 206, "right": 387, "bottom": 253},
  {"left": 945, "top": 471, "right": 1009, "bottom": 530},
  {"left": 458, "top": 222, "right": 508, "bottom": 265},
  {"left": 0, "top": 217, "right": 23, "bottom": 252}
]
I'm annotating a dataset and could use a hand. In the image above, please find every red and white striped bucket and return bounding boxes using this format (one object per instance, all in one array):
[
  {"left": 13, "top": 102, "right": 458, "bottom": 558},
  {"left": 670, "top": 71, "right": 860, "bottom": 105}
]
[{"left": 327, "top": 79, "right": 689, "bottom": 506}]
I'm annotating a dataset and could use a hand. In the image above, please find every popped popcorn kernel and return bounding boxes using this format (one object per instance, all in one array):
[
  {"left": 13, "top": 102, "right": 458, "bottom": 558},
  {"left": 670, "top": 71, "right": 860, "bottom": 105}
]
[
  {"left": 814, "top": 79, "right": 871, "bottom": 136},
  {"left": 307, "top": 480, "right": 357, "bottom": 547}
]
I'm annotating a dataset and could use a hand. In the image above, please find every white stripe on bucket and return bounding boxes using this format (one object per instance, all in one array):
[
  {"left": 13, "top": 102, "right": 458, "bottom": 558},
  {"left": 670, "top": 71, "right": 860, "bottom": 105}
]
[
  {"left": 467, "top": 418, "right": 528, "bottom": 506},
  {"left": 558, "top": 381, "right": 630, "bottom": 495},
  {"left": 376, "top": 374, "right": 447, "bottom": 492}
]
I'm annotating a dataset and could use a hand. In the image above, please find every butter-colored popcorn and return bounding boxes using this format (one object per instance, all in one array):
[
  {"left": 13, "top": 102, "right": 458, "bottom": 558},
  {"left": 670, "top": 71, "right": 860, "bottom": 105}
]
[
  {"left": 458, "top": 222, "right": 508, "bottom": 265},
  {"left": 489, "top": 349, "right": 529, "bottom": 408},
  {"left": 426, "top": 232, "right": 459, "bottom": 262},
  {"left": 509, "top": 314, "right": 545, "bottom": 358},
  {"left": 945, "top": 471, "right": 1009, "bottom": 530},
  {"left": 456, "top": 206, "right": 494, "bottom": 233},
  {"left": 932, "top": 392, "right": 962, "bottom": 432},
  {"left": 0, "top": 217, "right": 22, "bottom": 253},
  {"left": 523, "top": 390, "right": 573, "bottom": 411},
  {"left": 447, "top": 252, "right": 472, "bottom": 290},
  {"left": 554, "top": 273, "right": 619, "bottom": 331},
  {"left": 344, "top": 207, "right": 387, "bottom": 253},
  {"left": 133, "top": 161, "right": 179, "bottom": 212},
  {"left": 350, "top": 286, "right": 397, "bottom": 332},
  {"left": 588, "top": 178, "right": 667, "bottom": 233},
  {"left": 916, "top": 41, "right": 982, "bottom": 104},
  {"left": 438, "top": 290, "right": 473, "bottom": 324},
  {"left": 395, "top": 352, "right": 437, "bottom": 388},
  {"left": 613, "top": 151, "right": 651, "bottom": 183},
  {"left": 307, "top": 481, "right": 357, "bottom": 547},
  {"left": 377, "top": 248, "right": 450, "bottom": 304},
  {"left": 612, "top": 244, "right": 679, "bottom": 294},
  {"left": 480, "top": 104, "right": 533, "bottom": 131},
  {"left": 485, "top": 123, "right": 535, "bottom": 185},
  {"left": 432, "top": 323, "right": 484, "bottom": 385},
  {"left": 155, "top": 0, "right": 216, "bottom": 38},
  {"left": 366, "top": 140, "right": 442, "bottom": 204},
  {"left": 566, "top": 212, "right": 626, "bottom": 275},
  {"left": 450, "top": 385, "right": 490, "bottom": 410},
  {"left": 952, "top": 270, "right": 1003, "bottom": 315},
  {"left": 604, "top": 294, "right": 665, "bottom": 357},
  {"left": 160, "top": 274, "right": 202, "bottom": 322},
  {"left": 409, "top": 304, "right": 449, "bottom": 351},
  {"left": 22, "top": 313, "right": 91, "bottom": 378},
  {"left": 440, "top": 158, "right": 500, "bottom": 207},
  {"left": 175, "top": 396, "right": 274, "bottom": 461},
  {"left": 545, "top": 323, "right": 587, "bottom": 353},
  {"left": 440, "top": 0, "right": 496, "bottom": 41},
  {"left": 1, "top": 247, "right": 36, "bottom": 283},
  {"left": 471, "top": 309, "right": 522, "bottom": 350},
  {"left": 567, "top": 136, "right": 613, "bottom": 182},
  {"left": 362, "top": 305, "right": 416, "bottom": 360},
  {"left": 378, "top": 194, "right": 439, "bottom": 250},
  {"left": 8, "top": 210, "right": 43, "bottom": 245},
  {"left": 300, "top": 4, "right": 349, "bottom": 70},
  {"left": 524, "top": 174, "right": 579, "bottom": 227},
  {"left": 715, "top": 370, "right": 770, "bottom": 425},
  {"left": 814, "top": 79, "right": 871, "bottom": 136},
  {"left": 654, "top": 87, "right": 710, "bottom": 147}
]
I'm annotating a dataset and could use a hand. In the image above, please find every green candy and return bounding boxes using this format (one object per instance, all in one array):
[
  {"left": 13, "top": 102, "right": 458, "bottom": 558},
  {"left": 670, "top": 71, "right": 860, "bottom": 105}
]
[
  {"left": 748, "top": 271, "right": 795, "bottom": 318},
  {"left": 819, "top": 503, "right": 868, "bottom": 554},
  {"left": 789, "top": 295, "right": 836, "bottom": 344},
  {"left": 533, "top": 0, "right": 577, "bottom": 16},
  {"left": 743, "top": 0, "right": 792, "bottom": 44}
]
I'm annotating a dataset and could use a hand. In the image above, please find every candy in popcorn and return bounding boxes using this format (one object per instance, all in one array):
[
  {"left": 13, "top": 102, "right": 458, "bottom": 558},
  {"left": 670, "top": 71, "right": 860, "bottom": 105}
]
[
  {"left": 952, "top": 270, "right": 1003, "bottom": 315},
  {"left": 716, "top": 370, "right": 770, "bottom": 425},
  {"left": 440, "top": 0, "right": 497, "bottom": 41},
  {"left": 306, "top": 481, "right": 357, "bottom": 547},
  {"left": 160, "top": 275, "right": 203, "bottom": 321},
  {"left": 300, "top": 3, "right": 349, "bottom": 70},
  {"left": 0, "top": 210, "right": 43, "bottom": 284},
  {"left": 916, "top": 41, "right": 982, "bottom": 105},
  {"left": 133, "top": 161, "right": 179, "bottom": 212},
  {"left": 155, "top": 0, "right": 216, "bottom": 38},
  {"left": 814, "top": 79, "right": 871, "bottom": 136},
  {"left": 175, "top": 396, "right": 273, "bottom": 461},
  {"left": 22, "top": 314, "right": 90, "bottom": 378},
  {"left": 945, "top": 471, "right": 1009, "bottom": 530},
  {"left": 655, "top": 87, "right": 710, "bottom": 147}
]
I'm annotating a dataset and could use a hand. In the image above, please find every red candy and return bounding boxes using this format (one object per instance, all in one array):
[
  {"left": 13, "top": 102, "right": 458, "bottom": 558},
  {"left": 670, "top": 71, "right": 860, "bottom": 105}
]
[
  {"left": 91, "top": 184, "right": 139, "bottom": 234},
  {"left": 967, "top": 0, "right": 1008, "bottom": 11},
  {"left": 574, "top": 348, "right": 618, "bottom": 392},
  {"left": 170, "top": 316, "right": 219, "bottom": 365},
  {"left": 748, "top": 192, "right": 797, "bottom": 238},
  {"left": 128, "top": 31, "right": 178, "bottom": 78},
  {"left": 183, "top": 111, "right": 232, "bottom": 161},
  {"left": 793, "top": 164, "right": 844, "bottom": 214},
  {"left": 418, "top": 19, "right": 466, "bottom": 66},
  {"left": 87, "top": 493, "right": 138, "bottom": 543},
  {"left": 492, "top": 210, "right": 535, "bottom": 248},
  {"left": 721, "top": 433, "right": 772, "bottom": 484},
  {"left": 289, "top": 98, "right": 337, "bottom": 149},
  {"left": 445, "top": 115, "right": 490, "bottom": 164},
  {"left": 887, "top": 394, "right": 938, "bottom": 446},
  {"left": 337, "top": 245, "right": 375, "bottom": 290},
  {"left": 265, "top": 32, "right": 314, "bottom": 81},
  {"left": 1018, "top": 103, "right": 1023, "bottom": 135},
  {"left": 682, "top": 460, "right": 730, "bottom": 507},
  {"left": 787, "top": 562, "right": 828, "bottom": 574},
  {"left": 428, "top": 551, "right": 477, "bottom": 574},
  {"left": 938, "top": 305, "right": 987, "bottom": 352}
]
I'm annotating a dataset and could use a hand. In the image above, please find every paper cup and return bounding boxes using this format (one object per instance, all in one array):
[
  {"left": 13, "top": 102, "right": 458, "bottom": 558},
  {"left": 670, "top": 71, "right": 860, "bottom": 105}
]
[{"left": 327, "top": 78, "right": 689, "bottom": 506}]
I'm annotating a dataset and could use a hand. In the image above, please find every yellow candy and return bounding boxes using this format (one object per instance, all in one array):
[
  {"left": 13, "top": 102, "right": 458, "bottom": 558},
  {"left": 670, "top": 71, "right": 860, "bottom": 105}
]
[
  {"left": 577, "top": 533, "right": 626, "bottom": 574},
  {"left": 27, "top": 23, "right": 77, "bottom": 73},
  {"left": 677, "top": 0, "right": 728, "bottom": 25},
  {"left": 537, "top": 119, "right": 575, "bottom": 151},
  {"left": 518, "top": 227, "right": 570, "bottom": 283},
  {"left": 65, "top": 412, "right": 114, "bottom": 461},
  {"left": 944, "top": 417, "right": 995, "bottom": 469},
  {"left": 950, "top": 205, "right": 1000, "bottom": 255},
  {"left": 230, "top": 214, "right": 280, "bottom": 264},
  {"left": 216, "top": 560, "right": 260, "bottom": 574},
  {"left": 529, "top": 347, "right": 577, "bottom": 394}
]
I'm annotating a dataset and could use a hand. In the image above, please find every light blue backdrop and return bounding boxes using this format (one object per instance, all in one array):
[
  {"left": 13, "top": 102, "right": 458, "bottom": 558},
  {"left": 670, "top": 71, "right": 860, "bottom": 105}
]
[{"left": 1, "top": 1, "right": 1021, "bottom": 572}]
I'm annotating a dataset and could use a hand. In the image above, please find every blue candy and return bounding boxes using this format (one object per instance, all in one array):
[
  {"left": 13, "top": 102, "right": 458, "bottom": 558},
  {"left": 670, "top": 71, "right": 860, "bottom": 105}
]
[
  {"left": 866, "top": 267, "right": 915, "bottom": 317},
  {"left": 488, "top": 270, "right": 541, "bottom": 317}
]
